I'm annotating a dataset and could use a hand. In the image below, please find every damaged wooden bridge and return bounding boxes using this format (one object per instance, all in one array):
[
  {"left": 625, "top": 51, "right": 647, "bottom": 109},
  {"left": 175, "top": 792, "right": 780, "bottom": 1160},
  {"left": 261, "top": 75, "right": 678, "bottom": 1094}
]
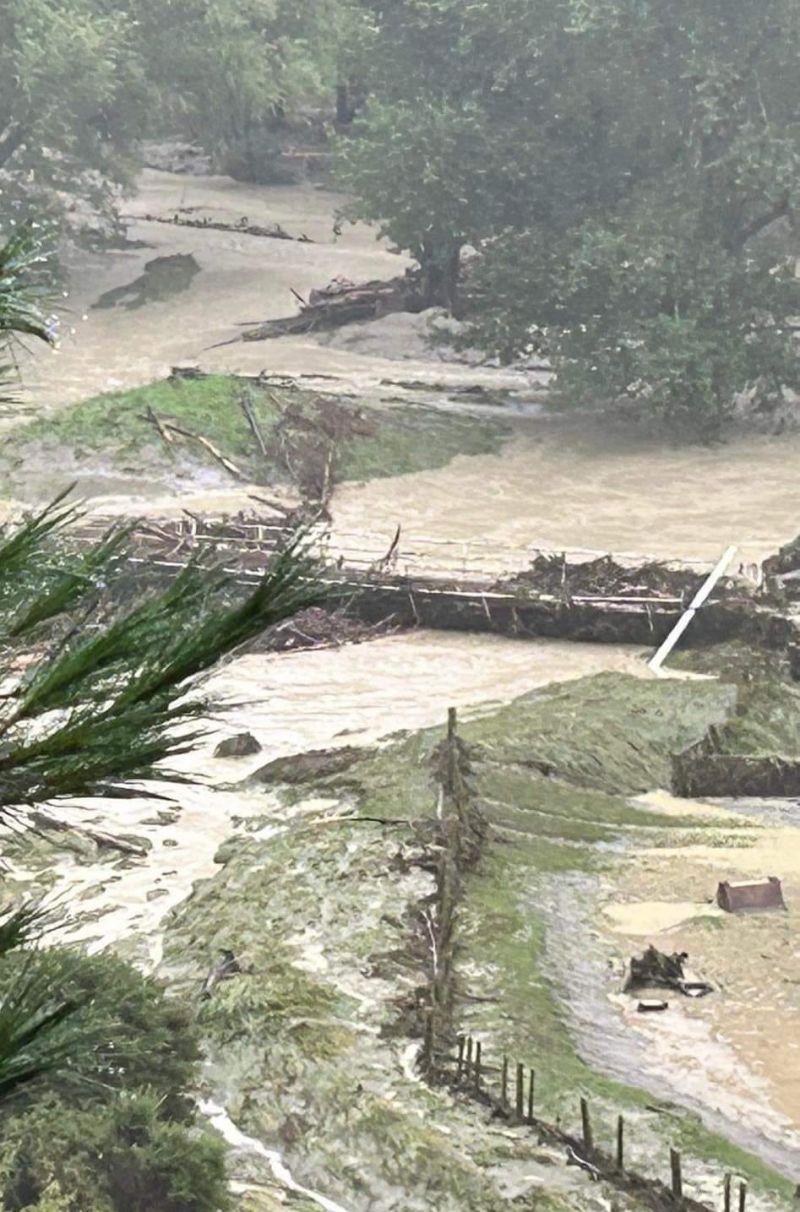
[{"left": 78, "top": 512, "right": 799, "bottom": 654}]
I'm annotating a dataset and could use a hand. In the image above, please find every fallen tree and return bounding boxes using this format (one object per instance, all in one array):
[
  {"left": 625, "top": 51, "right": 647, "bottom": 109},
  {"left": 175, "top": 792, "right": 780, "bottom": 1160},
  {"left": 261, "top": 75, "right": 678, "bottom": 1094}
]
[{"left": 240, "top": 271, "right": 424, "bottom": 341}]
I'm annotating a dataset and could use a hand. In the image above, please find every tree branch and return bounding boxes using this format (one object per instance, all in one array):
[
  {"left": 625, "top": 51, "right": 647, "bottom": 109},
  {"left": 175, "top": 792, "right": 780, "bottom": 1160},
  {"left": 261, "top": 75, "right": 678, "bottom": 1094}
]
[
  {"left": 734, "top": 194, "right": 790, "bottom": 249},
  {"left": 0, "top": 125, "right": 26, "bottom": 169}
]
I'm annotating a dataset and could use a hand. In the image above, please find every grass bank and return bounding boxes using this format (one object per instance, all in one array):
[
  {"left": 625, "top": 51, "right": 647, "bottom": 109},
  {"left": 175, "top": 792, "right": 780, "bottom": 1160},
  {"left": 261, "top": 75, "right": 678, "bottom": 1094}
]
[
  {"left": 163, "top": 666, "right": 795, "bottom": 1209},
  {"left": 0, "top": 374, "right": 508, "bottom": 498}
]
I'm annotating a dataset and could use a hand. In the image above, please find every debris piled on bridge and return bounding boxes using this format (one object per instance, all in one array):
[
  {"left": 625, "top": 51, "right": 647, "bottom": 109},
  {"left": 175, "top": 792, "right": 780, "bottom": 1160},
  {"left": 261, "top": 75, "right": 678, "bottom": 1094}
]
[{"left": 494, "top": 552, "right": 747, "bottom": 606}]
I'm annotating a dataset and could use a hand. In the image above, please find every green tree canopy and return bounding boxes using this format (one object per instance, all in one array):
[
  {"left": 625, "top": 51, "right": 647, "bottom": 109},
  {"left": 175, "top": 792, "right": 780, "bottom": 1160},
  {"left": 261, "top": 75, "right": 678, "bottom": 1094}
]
[
  {"left": 0, "top": 1, "right": 148, "bottom": 227},
  {"left": 0, "top": 0, "right": 363, "bottom": 220},
  {"left": 340, "top": 0, "right": 800, "bottom": 436}
]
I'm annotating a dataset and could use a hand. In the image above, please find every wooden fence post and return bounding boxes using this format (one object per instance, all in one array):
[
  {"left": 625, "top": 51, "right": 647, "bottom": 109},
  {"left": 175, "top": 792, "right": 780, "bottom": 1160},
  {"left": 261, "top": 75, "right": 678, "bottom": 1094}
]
[
  {"left": 447, "top": 707, "right": 457, "bottom": 741},
  {"left": 474, "top": 1041, "right": 482, "bottom": 1091},
  {"left": 670, "top": 1150, "right": 683, "bottom": 1204},
  {"left": 456, "top": 1035, "right": 465, "bottom": 1081},
  {"left": 515, "top": 1062, "right": 525, "bottom": 1121},
  {"left": 580, "top": 1098, "right": 594, "bottom": 1153},
  {"left": 616, "top": 1115, "right": 624, "bottom": 1171},
  {"left": 465, "top": 1036, "right": 473, "bottom": 1080},
  {"left": 423, "top": 1011, "right": 434, "bottom": 1064},
  {"left": 527, "top": 1069, "right": 535, "bottom": 1123},
  {"left": 723, "top": 1174, "right": 731, "bottom": 1212},
  {"left": 738, "top": 1182, "right": 747, "bottom": 1212},
  {"left": 500, "top": 1056, "right": 509, "bottom": 1109}
]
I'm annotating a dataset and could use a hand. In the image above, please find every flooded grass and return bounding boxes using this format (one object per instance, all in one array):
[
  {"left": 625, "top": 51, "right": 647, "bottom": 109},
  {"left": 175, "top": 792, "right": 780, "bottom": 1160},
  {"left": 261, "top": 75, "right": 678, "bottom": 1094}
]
[
  {"left": 160, "top": 664, "right": 798, "bottom": 1207},
  {"left": 0, "top": 374, "right": 508, "bottom": 496},
  {"left": 460, "top": 671, "right": 736, "bottom": 795}
]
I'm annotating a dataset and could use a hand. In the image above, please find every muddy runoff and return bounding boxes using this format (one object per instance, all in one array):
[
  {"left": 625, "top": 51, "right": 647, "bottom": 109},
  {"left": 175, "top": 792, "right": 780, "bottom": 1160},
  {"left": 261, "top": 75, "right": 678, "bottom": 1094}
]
[{"left": 156, "top": 664, "right": 800, "bottom": 1211}]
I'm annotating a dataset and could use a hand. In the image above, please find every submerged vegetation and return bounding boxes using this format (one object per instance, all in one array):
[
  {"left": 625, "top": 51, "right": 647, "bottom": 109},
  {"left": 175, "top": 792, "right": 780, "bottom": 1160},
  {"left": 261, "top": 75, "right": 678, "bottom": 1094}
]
[{"left": 164, "top": 663, "right": 797, "bottom": 1207}]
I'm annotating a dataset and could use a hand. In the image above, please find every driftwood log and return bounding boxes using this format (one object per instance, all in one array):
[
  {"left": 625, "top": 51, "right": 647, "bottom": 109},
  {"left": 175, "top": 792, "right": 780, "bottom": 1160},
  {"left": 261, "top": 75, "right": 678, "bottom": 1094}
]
[
  {"left": 241, "top": 273, "right": 422, "bottom": 342},
  {"left": 29, "top": 811, "right": 149, "bottom": 858}
]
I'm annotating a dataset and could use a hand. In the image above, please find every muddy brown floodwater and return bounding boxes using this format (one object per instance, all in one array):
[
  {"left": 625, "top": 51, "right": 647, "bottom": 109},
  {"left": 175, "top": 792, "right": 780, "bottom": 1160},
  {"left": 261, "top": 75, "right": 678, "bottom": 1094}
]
[
  {"left": 14, "top": 165, "right": 800, "bottom": 566},
  {"left": 571, "top": 791, "right": 800, "bottom": 1177},
  {"left": 9, "top": 164, "right": 800, "bottom": 1194},
  {"left": 3, "top": 633, "right": 648, "bottom": 967}
]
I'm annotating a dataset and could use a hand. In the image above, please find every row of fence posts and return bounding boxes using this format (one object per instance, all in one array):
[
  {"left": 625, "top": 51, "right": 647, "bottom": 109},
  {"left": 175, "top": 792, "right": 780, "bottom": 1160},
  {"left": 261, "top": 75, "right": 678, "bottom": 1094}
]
[{"left": 455, "top": 1036, "right": 748, "bottom": 1210}]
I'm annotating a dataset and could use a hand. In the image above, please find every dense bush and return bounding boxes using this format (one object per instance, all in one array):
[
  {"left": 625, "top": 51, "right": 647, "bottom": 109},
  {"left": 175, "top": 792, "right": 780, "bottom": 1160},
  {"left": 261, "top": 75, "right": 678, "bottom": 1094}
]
[{"left": 0, "top": 950, "right": 229, "bottom": 1212}]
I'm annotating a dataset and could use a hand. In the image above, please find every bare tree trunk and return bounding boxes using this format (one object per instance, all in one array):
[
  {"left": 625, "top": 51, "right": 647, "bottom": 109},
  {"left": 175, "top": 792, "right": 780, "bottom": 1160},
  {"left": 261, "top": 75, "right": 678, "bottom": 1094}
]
[
  {"left": 336, "top": 84, "right": 353, "bottom": 126},
  {"left": 420, "top": 238, "right": 463, "bottom": 312}
]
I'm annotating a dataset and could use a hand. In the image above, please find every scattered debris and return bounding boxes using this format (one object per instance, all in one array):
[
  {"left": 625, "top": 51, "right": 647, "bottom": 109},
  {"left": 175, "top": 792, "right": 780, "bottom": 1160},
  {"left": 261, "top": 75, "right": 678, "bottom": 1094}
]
[
  {"left": 717, "top": 877, "right": 786, "bottom": 913},
  {"left": 565, "top": 1145, "right": 601, "bottom": 1181},
  {"left": 214, "top": 732, "right": 262, "bottom": 759},
  {"left": 259, "top": 605, "right": 401, "bottom": 653},
  {"left": 624, "top": 946, "right": 713, "bottom": 997},
  {"left": 28, "top": 810, "right": 149, "bottom": 858},
  {"left": 141, "top": 411, "right": 247, "bottom": 480},
  {"left": 637, "top": 1000, "right": 669, "bottom": 1013},
  {"left": 127, "top": 210, "right": 312, "bottom": 242}
]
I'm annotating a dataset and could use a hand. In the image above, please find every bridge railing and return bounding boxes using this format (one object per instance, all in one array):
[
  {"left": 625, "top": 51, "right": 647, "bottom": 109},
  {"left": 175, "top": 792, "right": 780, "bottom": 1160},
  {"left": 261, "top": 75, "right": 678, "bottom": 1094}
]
[{"left": 76, "top": 514, "right": 756, "bottom": 586}]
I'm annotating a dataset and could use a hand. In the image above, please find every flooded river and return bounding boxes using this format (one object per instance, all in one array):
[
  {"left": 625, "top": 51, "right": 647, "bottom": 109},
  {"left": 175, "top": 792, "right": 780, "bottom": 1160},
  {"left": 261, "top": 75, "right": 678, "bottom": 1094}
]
[
  {"left": 9, "top": 165, "right": 800, "bottom": 1195},
  {"left": 16, "top": 165, "right": 800, "bottom": 567},
  {"left": 9, "top": 633, "right": 648, "bottom": 966}
]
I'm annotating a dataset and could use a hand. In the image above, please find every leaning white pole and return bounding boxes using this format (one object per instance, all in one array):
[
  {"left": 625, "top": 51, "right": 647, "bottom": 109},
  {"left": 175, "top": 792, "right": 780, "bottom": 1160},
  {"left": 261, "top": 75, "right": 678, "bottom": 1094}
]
[{"left": 648, "top": 545, "right": 739, "bottom": 676}]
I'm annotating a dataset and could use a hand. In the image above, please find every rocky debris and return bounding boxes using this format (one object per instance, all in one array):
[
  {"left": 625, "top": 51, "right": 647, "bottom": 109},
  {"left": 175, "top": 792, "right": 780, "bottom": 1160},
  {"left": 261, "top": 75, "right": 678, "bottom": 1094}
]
[
  {"left": 247, "top": 746, "right": 363, "bottom": 787},
  {"left": 214, "top": 732, "right": 262, "bottom": 758}
]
